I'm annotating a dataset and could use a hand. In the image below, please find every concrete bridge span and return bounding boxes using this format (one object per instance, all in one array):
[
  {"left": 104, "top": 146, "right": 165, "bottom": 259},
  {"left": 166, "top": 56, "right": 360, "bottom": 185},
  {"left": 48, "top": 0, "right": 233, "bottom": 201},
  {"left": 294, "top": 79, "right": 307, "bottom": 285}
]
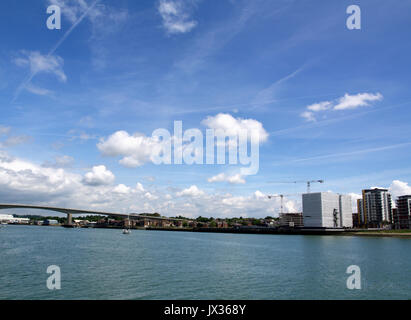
[
  {"left": 0, "top": 204, "right": 184, "bottom": 226},
  {"left": 0, "top": 203, "right": 129, "bottom": 226}
]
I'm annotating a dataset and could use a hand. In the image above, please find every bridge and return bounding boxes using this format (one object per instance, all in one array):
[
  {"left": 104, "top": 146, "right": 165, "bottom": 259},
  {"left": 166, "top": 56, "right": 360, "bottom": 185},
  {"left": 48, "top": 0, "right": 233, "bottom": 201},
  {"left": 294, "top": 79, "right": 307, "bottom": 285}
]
[{"left": 0, "top": 203, "right": 184, "bottom": 226}]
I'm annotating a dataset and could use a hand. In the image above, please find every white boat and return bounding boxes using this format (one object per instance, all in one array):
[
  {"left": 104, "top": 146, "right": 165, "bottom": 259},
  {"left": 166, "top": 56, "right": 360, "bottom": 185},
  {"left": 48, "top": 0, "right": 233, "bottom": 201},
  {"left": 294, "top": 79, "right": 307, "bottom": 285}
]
[{"left": 122, "top": 214, "right": 131, "bottom": 235}]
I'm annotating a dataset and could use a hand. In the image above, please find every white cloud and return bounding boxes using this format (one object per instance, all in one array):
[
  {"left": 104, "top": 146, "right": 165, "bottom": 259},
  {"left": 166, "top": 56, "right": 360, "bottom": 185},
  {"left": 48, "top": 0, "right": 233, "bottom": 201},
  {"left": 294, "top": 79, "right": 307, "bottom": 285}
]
[
  {"left": 202, "top": 113, "right": 269, "bottom": 143},
  {"left": 24, "top": 84, "right": 53, "bottom": 96},
  {"left": 300, "top": 92, "right": 383, "bottom": 121},
  {"left": 0, "top": 135, "right": 31, "bottom": 148},
  {"left": 158, "top": 0, "right": 198, "bottom": 34},
  {"left": 307, "top": 101, "right": 332, "bottom": 112},
  {"left": 208, "top": 173, "right": 246, "bottom": 184},
  {"left": 14, "top": 51, "right": 67, "bottom": 83},
  {"left": 389, "top": 180, "right": 411, "bottom": 200},
  {"left": 136, "top": 182, "right": 145, "bottom": 193},
  {"left": 144, "top": 192, "right": 159, "bottom": 201},
  {"left": 300, "top": 111, "right": 316, "bottom": 122},
  {"left": 0, "top": 126, "right": 11, "bottom": 136},
  {"left": 176, "top": 185, "right": 205, "bottom": 197},
  {"left": 97, "top": 131, "right": 161, "bottom": 167},
  {"left": 0, "top": 127, "right": 32, "bottom": 148},
  {"left": 0, "top": 150, "right": 303, "bottom": 218},
  {"left": 348, "top": 192, "right": 362, "bottom": 212},
  {"left": 334, "top": 93, "right": 383, "bottom": 110},
  {"left": 254, "top": 190, "right": 266, "bottom": 199},
  {"left": 83, "top": 165, "right": 115, "bottom": 186},
  {"left": 113, "top": 184, "right": 131, "bottom": 194}
]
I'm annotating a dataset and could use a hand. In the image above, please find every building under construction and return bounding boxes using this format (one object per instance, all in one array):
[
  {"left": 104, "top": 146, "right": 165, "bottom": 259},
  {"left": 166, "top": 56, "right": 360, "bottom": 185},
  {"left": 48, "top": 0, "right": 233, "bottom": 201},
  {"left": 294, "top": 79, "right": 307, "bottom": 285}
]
[{"left": 279, "top": 213, "right": 304, "bottom": 228}]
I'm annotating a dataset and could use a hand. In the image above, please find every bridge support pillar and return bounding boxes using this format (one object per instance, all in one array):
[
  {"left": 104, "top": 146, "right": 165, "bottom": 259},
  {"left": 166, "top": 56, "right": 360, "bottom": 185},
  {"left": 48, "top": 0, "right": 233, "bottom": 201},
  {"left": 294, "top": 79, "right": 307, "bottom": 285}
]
[{"left": 67, "top": 213, "right": 73, "bottom": 226}]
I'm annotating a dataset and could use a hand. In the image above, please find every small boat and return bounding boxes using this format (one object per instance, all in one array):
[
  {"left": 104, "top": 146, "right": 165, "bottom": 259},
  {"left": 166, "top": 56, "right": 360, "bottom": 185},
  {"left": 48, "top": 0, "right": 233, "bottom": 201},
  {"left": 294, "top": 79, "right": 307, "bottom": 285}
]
[{"left": 122, "top": 214, "right": 131, "bottom": 234}]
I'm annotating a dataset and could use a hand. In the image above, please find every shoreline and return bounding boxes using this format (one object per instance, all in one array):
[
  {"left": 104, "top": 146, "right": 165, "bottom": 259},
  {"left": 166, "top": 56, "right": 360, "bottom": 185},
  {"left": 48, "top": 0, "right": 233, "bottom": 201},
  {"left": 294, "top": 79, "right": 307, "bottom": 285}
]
[{"left": 3, "top": 224, "right": 411, "bottom": 238}]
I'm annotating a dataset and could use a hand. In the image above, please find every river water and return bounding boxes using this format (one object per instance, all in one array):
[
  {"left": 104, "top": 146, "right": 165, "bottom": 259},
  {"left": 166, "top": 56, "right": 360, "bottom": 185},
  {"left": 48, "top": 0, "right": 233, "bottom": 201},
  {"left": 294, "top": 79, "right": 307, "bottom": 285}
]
[{"left": 0, "top": 225, "right": 410, "bottom": 300}]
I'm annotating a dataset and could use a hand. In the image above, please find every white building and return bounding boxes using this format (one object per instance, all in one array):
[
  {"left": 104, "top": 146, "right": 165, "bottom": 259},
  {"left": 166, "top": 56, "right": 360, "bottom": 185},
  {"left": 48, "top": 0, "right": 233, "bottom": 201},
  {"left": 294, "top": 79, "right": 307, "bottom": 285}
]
[
  {"left": 303, "top": 192, "right": 353, "bottom": 228},
  {"left": 0, "top": 214, "right": 14, "bottom": 223},
  {"left": 0, "top": 214, "right": 30, "bottom": 224}
]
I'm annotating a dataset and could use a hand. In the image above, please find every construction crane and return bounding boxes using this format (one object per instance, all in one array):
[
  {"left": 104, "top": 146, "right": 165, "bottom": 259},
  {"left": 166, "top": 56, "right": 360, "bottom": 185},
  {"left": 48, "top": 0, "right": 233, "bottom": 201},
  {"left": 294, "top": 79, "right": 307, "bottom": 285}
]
[
  {"left": 268, "top": 180, "right": 324, "bottom": 193},
  {"left": 267, "top": 194, "right": 300, "bottom": 215},
  {"left": 303, "top": 180, "right": 324, "bottom": 193}
]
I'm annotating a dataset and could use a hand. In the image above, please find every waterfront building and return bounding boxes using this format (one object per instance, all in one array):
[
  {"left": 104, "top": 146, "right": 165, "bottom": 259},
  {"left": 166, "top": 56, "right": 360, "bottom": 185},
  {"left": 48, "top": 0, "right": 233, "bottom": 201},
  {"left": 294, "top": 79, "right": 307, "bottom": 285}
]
[
  {"left": 279, "top": 213, "right": 304, "bottom": 228},
  {"left": 0, "top": 214, "right": 14, "bottom": 223},
  {"left": 352, "top": 213, "right": 360, "bottom": 228},
  {"left": 0, "top": 214, "right": 30, "bottom": 224},
  {"left": 394, "top": 195, "right": 411, "bottom": 229},
  {"left": 360, "top": 188, "right": 392, "bottom": 227},
  {"left": 43, "top": 219, "right": 59, "bottom": 226},
  {"left": 302, "top": 192, "right": 353, "bottom": 228},
  {"left": 357, "top": 199, "right": 364, "bottom": 226}
]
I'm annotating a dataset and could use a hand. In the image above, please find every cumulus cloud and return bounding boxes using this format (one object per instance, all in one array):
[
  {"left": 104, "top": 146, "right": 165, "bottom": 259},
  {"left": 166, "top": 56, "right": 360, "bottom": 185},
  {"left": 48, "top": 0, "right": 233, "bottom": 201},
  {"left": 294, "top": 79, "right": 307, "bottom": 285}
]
[
  {"left": 83, "top": 165, "right": 115, "bottom": 186},
  {"left": 14, "top": 51, "right": 67, "bottom": 83},
  {"left": 158, "top": 0, "right": 198, "bottom": 34},
  {"left": 176, "top": 185, "right": 205, "bottom": 197},
  {"left": 300, "top": 111, "right": 316, "bottom": 122},
  {"left": 348, "top": 192, "right": 362, "bottom": 212},
  {"left": 98, "top": 114, "right": 268, "bottom": 169},
  {"left": 389, "top": 180, "right": 411, "bottom": 200},
  {"left": 97, "top": 131, "right": 161, "bottom": 167},
  {"left": 307, "top": 101, "right": 332, "bottom": 112},
  {"left": 136, "top": 182, "right": 145, "bottom": 193},
  {"left": 0, "top": 150, "right": 155, "bottom": 212},
  {"left": 0, "top": 149, "right": 304, "bottom": 218},
  {"left": 208, "top": 173, "right": 246, "bottom": 184},
  {"left": 0, "top": 152, "right": 82, "bottom": 202},
  {"left": 300, "top": 92, "right": 383, "bottom": 121},
  {"left": 113, "top": 184, "right": 131, "bottom": 194},
  {"left": 334, "top": 93, "right": 383, "bottom": 111},
  {"left": 202, "top": 113, "right": 269, "bottom": 143}
]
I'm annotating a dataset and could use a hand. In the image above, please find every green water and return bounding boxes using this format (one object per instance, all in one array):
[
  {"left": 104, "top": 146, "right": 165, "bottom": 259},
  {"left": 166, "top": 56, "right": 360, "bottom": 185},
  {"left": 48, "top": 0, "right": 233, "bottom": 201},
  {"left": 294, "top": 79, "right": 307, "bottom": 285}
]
[{"left": 0, "top": 225, "right": 410, "bottom": 300}]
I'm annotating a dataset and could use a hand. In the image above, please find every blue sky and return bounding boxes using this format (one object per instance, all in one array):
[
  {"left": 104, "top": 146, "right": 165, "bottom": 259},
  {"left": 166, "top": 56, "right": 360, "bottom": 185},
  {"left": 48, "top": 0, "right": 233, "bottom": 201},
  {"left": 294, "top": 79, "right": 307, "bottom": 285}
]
[{"left": 1, "top": 0, "right": 411, "bottom": 218}]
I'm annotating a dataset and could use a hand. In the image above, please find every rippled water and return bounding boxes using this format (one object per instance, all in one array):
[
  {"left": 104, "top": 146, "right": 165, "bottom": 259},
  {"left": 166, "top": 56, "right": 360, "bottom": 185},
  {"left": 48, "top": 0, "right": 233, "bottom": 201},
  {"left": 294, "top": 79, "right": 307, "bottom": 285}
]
[{"left": 0, "top": 225, "right": 410, "bottom": 300}]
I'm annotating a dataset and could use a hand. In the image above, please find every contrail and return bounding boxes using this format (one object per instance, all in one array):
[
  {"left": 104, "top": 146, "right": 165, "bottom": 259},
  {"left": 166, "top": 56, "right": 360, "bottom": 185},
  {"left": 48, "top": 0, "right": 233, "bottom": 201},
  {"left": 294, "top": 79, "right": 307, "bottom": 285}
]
[
  {"left": 271, "top": 142, "right": 411, "bottom": 166},
  {"left": 12, "top": 0, "right": 100, "bottom": 102}
]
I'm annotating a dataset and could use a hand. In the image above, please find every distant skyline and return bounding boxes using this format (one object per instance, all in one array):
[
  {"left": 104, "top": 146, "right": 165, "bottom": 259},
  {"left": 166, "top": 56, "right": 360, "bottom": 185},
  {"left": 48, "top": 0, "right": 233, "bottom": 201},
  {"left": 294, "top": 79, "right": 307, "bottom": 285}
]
[{"left": 1, "top": 0, "right": 411, "bottom": 218}]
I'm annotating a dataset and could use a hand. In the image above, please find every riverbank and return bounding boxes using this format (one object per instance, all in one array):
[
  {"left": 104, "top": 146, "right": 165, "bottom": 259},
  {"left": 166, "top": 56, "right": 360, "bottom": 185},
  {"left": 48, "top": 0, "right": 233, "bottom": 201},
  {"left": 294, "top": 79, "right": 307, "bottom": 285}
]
[
  {"left": 148, "top": 226, "right": 411, "bottom": 238},
  {"left": 3, "top": 223, "right": 411, "bottom": 238},
  {"left": 346, "top": 230, "right": 411, "bottom": 238}
]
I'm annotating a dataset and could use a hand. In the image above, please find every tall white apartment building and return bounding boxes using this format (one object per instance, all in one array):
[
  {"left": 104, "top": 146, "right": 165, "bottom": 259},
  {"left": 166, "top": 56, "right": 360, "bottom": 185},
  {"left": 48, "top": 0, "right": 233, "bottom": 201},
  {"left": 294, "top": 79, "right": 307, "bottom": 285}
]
[{"left": 303, "top": 192, "right": 353, "bottom": 228}]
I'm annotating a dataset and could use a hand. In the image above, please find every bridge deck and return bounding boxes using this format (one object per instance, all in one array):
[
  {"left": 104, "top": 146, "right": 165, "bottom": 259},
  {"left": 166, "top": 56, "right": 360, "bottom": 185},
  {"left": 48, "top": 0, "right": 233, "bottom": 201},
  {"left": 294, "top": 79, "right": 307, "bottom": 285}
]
[{"left": 0, "top": 204, "right": 185, "bottom": 221}]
